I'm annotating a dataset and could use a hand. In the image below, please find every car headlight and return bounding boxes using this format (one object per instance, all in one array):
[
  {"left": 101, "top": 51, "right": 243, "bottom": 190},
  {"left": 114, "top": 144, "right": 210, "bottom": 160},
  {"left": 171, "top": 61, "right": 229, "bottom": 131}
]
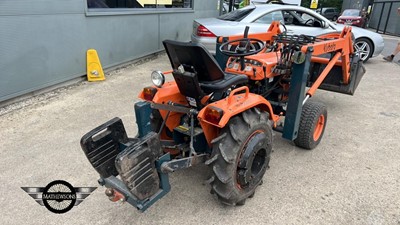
[{"left": 151, "top": 71, "right": 165, "bottom": 87}]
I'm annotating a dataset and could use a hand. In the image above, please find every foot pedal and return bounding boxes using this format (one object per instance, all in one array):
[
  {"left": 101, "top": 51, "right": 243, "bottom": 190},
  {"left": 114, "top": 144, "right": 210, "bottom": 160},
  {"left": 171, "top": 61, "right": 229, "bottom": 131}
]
[
  {"left": 80, "top": 117, "right": 128, "bottom": 178},
  {"left": 115, "top": 132, "right": 163, "bottom": 200}
]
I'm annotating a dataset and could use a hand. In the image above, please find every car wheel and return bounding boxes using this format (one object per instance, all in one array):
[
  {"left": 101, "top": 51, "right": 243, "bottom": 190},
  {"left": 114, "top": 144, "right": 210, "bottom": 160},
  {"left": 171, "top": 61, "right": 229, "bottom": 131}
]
[
  {"left": 354, "top": 38, "right": 373, "bottom": 62},
  {"left": 333, "top": 16, "right": 337, "bottom": 21}
]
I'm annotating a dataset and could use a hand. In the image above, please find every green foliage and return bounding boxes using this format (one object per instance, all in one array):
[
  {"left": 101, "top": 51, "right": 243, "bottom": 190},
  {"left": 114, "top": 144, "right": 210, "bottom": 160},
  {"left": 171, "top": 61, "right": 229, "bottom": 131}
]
[{"left": 301, "top": 0, "right": 343, "bottom": 11}]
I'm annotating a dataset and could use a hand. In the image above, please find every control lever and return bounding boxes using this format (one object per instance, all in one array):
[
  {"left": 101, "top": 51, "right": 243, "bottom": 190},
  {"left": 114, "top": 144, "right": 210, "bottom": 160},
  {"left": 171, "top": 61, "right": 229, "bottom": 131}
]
[{"left": 239, "top": 26, "right": 250, "bottom": 71}]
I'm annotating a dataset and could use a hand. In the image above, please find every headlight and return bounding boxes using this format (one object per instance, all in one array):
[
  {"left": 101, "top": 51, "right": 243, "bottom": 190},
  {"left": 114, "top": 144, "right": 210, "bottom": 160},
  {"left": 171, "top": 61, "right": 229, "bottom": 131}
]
[{"left": 151, "top": 71, "right": 165, "bottom": 87}]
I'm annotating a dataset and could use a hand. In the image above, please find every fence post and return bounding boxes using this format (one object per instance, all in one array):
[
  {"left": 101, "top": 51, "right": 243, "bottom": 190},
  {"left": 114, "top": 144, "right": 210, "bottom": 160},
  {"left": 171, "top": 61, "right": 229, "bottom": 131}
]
[
  {"left": 383, "top": 2, "right": 393, "bottom": 34},
  {"left": 376, "top": 2, "right": 385, "bottom": 33}
]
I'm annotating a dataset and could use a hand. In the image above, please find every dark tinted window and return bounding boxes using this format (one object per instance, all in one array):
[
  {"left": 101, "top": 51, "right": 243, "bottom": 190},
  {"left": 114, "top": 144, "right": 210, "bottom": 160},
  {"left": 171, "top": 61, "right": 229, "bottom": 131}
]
[
  {"left": 342, "top": 9, "right": 361, "bottom": 16},
  {"left": 218, "top": 7, "right": 255, "bottom": 21}
]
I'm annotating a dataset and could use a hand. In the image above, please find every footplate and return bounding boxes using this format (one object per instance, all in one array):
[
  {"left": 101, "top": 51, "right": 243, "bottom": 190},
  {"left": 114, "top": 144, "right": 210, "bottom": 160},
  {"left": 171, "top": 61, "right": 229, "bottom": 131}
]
[
  {"left": 80, "top": 117, "right": 128, "bottom": 178},
  {"left": 80, "top": 118, "right": 171, "bottom": 212},
  {"left": 115, "top": 132, "right": 163, "bottom": 200}
]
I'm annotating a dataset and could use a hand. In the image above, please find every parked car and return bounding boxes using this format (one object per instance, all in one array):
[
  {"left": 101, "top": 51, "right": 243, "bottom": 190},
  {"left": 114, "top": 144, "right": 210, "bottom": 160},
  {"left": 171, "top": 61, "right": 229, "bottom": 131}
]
[
  {"left": 316, "top": 7, "right": 340, "bottom": 21},
  {"left": 191, "top": 4, "right": 384, "bottom": 62},
  {"left": 337, "top": 9, "right": 367, "bottom": 28}
]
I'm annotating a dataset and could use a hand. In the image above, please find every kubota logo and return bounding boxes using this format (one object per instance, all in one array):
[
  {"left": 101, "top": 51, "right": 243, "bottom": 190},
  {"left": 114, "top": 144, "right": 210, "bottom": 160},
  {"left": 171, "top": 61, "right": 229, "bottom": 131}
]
[{"left": 324, "top": 43, "right": 336, "bottom": 52}]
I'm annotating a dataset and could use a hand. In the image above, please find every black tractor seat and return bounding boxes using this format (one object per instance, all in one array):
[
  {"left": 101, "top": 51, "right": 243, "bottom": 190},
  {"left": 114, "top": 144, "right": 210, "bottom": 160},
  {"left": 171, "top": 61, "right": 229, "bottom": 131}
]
[
  {"left": 163, "top": 40, "right": 248, "bottom": 104},
  {"left": 199, "top": 72, "right": 248, "bottom": 94}
]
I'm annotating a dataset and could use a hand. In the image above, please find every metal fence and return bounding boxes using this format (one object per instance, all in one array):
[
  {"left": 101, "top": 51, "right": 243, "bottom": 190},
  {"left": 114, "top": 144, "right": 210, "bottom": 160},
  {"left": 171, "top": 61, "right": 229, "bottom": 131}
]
[{"left": 369, "top": 0, "right": 400, "bottom": 36}]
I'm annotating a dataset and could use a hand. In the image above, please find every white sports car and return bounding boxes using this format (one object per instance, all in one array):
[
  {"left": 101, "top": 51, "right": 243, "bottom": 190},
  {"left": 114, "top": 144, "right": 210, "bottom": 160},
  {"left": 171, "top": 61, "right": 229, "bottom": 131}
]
[{"left": 192, "top": 4, "right": 384, "bottom": 62}]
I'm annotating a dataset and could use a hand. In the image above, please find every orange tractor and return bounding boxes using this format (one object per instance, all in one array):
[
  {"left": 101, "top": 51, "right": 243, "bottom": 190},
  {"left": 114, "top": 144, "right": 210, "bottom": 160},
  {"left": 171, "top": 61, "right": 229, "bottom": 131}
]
[{"left": 80, "top": 21, "right": 365, "bottom": 211}]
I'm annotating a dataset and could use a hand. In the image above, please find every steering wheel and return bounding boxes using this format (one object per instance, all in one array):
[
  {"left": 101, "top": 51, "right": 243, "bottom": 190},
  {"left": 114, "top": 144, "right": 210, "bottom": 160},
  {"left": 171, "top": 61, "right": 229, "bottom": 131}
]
[
  {"left": 280, "top": 20, "right": 287, "bottom": 33},
  {"left": 305, "top": 18, "right": 314, "bottom": 26},
  {"left": 219, "top": 38, "right": 265, "bottom": 57}
]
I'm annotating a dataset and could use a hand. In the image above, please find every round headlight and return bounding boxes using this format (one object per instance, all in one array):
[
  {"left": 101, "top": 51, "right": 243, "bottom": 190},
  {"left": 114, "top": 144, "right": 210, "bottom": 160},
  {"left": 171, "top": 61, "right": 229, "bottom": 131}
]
[{"left": 151, "top": 71, "right": 165, "bottom": 87}]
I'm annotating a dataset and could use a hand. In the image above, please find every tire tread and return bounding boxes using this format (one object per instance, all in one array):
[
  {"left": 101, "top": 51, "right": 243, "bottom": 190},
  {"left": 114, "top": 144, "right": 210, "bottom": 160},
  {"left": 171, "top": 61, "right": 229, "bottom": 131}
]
[{"left": 209, "top": 108, "right": 272, "bottom": 205}]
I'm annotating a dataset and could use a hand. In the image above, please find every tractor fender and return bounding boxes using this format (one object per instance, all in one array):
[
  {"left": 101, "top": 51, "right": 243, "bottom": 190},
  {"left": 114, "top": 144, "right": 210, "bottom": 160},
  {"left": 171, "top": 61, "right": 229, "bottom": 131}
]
[
  {"left": 138, "top": 81, "right": 188, "bottom": 131},
  {"left": 198, "top": 87, "right": 278, "bottom": 145}
]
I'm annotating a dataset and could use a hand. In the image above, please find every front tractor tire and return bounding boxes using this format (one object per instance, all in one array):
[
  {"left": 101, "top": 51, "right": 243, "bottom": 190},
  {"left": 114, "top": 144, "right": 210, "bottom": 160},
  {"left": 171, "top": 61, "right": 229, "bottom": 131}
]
[
  {"left": 207, "top": 108, "right": 273, "bottom": 206},
  {"left": 294, "top": 101, "right": 327, "bottom": 150}
]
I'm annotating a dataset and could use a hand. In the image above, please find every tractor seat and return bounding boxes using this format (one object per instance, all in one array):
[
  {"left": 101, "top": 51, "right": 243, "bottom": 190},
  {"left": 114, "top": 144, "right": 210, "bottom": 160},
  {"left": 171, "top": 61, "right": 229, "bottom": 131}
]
[
  {"left": 199, "top": 73, "right": 248, "bottom": 93},
  {"left": 163, "top": 40, "right": 248, "bottom": 96}
]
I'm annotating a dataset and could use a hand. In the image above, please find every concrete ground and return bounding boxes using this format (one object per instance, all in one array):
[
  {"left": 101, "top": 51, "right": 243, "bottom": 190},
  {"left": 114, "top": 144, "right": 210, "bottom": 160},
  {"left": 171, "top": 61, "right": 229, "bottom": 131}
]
[
  {"left": 1, "top": 37, "right": 400, "bottom": 225},
  {"left": 380, "top": 34, "right": 400, "bottom": 66}
]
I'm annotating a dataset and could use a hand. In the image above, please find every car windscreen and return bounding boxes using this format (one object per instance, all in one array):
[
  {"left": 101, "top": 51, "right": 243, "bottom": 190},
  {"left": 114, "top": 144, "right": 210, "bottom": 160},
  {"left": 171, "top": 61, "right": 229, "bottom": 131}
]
[
  {"left": 218, "top": 7, "right": 255, "bottom": 21},
  {"left": 342, "top": 9, "right": 360, "bottom": 16}
]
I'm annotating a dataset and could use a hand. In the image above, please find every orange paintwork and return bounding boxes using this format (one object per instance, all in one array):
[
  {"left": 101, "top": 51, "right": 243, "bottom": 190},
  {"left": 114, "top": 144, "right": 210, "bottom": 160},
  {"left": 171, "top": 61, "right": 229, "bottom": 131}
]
[
  {"left": 108, "top": 189, "right": 125, "bottom": 202},
  {"left": 218, "top": 21, "right": 282, "bottom": 80},
  {"left": 136, "top": 23, "right": 355, "bottom": 147},
  {"left": 313, "top": 114, "right": 325, "bottom": 141},
  {"left": 198, "top": 87, "right": 279, "bottom": 144},
  {"left": 316, "top": 32, "right": 341, "bottom": 40},
  {"left": 311, "top": 56, "right": 342, "bottom": 66},
  {"left": 225, "top": 52, "right": 279, "bottom": 80},
  {"left": 301, "top": 26, "right": 354, "bottom": 96},
  {"left": 224, "top": 25, "right": 354, "bottom": 91},
  {"left": 163, "top": 70, "right": 173, "bottom": 75},
  {"left": 201, "top": 95, "right": 211, "bottom": 105},
  {"left": 222, "top": 22, "right": 354, "bottom": 98},
  {"left": 139, "top": 81, "right": 187, "bottom": 132},
  {"left": 217, "top": 23, "right": 356, "bottom": 143}
]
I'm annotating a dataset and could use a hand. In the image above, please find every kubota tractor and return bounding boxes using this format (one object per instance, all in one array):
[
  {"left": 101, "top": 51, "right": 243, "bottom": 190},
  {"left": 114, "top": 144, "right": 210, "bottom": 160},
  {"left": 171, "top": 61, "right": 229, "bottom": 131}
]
[{"left": 80, "top": 21, "right": 365, "bottom": 211}]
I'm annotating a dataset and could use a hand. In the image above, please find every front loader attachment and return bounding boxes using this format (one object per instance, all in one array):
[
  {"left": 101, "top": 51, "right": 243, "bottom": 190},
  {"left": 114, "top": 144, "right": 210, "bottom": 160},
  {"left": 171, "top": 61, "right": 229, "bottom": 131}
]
[
  {"left": 308, "top": 55, "right": 366, "bottom": 95},
  {"left": 80, "top": 118, "right": 171, "bottom": 211}
]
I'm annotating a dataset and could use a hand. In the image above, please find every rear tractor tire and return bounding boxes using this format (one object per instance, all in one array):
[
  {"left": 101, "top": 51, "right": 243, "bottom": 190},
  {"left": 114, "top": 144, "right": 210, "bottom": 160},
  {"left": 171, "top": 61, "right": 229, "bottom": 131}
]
[
  {"left": 294, "top": 101, "right": 327, "bottom": 150},
  {"left": 207, "top": 108, "right": 273, "bottom": 206}
]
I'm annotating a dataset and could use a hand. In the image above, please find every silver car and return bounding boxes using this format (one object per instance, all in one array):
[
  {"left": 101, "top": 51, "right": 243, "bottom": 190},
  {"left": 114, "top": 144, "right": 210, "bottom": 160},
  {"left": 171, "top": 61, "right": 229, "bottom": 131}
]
[{"left": 191, "top": 4, "right": 384, "bottom": 62}]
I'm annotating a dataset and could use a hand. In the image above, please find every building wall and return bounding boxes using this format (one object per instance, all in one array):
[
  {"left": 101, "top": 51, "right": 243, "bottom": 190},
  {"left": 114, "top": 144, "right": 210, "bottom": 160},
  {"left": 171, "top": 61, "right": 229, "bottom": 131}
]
[
  {"left": 341, "top": 0, "right": 369, "bottom": 12},
  {"left": 368, "top": 0, "right": 400, "bottom": 35},
  {"left": 0, "top": 0, "right": 218, "bottom": 102}
]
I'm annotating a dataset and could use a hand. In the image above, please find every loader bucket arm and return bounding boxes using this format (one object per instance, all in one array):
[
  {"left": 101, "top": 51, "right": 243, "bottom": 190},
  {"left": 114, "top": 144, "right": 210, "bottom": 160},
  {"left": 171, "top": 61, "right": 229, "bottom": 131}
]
[{"left": 302, "top": 26, "right": 356, "bottom": 97}]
